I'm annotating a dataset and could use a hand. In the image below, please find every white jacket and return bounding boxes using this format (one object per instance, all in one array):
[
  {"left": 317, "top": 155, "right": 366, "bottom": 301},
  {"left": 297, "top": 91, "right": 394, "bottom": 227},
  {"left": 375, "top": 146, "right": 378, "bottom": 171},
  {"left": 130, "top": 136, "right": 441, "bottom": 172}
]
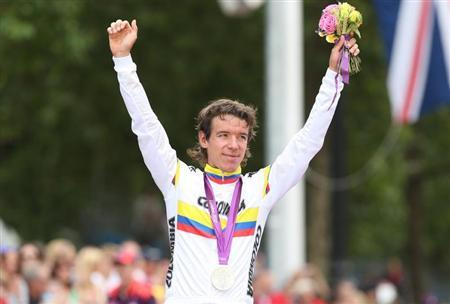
[{"left": 113, "top": 55, "right": 343, "bottom": 304}]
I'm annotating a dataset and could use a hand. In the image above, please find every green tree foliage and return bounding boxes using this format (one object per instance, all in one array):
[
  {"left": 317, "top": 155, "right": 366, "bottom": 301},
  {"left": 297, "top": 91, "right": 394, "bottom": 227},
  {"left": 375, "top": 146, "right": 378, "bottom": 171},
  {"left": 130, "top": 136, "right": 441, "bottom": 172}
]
[
  {"left": 0, "top": 0, "right": 95, "bottom": 240},
  {"left": 305, "top": 0, "right": 407, "bottom": 259},
  {"left": 0, "top": 0, "right": 449, "bottom": 280},
  {"left": 0, "top": 0, "right": 264, "bottom": 243},
  {"left": 305, "top": 0, "right": 450, "bottom": 279}
]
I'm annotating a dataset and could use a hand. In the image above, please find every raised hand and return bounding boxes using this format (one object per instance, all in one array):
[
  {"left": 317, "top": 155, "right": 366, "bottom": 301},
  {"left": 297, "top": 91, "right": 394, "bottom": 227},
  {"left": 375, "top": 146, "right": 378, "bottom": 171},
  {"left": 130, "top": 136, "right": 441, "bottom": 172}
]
[
  {"left": 107, "top": 19, "right": 138, "bottom": 58},
  {"left": 328, "top": 36, "right": 360, "bottom": 73}
]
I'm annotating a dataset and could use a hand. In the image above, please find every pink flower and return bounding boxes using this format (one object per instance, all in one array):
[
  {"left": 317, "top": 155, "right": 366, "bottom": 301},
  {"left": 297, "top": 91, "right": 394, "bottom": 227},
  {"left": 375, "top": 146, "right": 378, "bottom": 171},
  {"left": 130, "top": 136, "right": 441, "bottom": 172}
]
[
  {"left": 319, "top": 11, "right": 337, "bottom": 35},
  {"left": 323, "top": 4, "right": 338, "bottom": 14}
]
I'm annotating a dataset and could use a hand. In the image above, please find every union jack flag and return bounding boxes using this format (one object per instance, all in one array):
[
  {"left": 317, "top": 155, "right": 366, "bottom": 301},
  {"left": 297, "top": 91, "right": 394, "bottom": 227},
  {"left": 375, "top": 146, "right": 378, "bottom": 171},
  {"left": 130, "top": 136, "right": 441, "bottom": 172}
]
[{"left": 373, "top": 0, "right": 450, "bottom": 124}]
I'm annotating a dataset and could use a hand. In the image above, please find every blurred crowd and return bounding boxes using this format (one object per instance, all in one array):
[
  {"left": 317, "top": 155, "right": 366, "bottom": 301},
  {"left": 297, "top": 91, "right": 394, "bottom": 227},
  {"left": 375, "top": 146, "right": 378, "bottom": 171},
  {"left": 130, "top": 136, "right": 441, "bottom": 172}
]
[
  {"left": 0, "top": 239, "right": 418, "bottom": 304},
  {"left": 1, "top": 240, "right": 166, "bottom": 304}
]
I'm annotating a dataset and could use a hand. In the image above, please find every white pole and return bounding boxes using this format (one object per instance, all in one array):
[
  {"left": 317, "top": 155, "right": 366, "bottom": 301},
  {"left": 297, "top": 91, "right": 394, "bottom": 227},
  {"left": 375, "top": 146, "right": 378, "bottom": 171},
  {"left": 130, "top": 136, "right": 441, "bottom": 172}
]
[{"left": 265, "top": 0, "right": 304, "bottom": 286}]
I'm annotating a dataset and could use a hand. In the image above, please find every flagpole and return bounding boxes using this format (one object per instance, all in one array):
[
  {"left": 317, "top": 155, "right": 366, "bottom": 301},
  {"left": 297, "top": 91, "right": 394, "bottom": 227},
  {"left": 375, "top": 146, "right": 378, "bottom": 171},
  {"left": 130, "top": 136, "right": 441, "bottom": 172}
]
[{"left": 266, "top": 0, "right": 305, "bottom": 285}]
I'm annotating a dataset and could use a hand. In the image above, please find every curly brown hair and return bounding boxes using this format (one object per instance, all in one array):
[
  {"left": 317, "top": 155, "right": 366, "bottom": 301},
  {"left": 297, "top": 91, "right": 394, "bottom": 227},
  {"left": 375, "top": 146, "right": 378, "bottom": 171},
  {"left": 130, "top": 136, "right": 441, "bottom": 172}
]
[{"left": 187, "top": 98, "right": 258, "bottom": 168}]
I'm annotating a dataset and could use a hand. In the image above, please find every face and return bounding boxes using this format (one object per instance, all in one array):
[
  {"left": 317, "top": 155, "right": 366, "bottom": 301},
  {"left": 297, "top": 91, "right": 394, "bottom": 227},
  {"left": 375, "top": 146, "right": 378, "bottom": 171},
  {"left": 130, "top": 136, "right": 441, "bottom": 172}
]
[
  {"left": 199, "top": 114, "right": 249, "bottom": 172},
  {"left": 117, "top": 264, "right": 134, "bottom": 284},
  {"left": 20, "top": 244, "right": 40, "bottom": 263},
  {"left": 4, "top": 251, "right": 19, "bottom": 274},
  {"left": 54, "top": 260, "right": 73, "bottom": 285}
]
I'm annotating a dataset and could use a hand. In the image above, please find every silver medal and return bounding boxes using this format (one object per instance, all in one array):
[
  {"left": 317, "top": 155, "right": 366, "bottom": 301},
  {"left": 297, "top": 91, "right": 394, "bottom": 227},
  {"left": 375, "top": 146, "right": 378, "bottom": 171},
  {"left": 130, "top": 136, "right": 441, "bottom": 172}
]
[{"left": 211, "top": 265, "right": 235, "bottom": 291}]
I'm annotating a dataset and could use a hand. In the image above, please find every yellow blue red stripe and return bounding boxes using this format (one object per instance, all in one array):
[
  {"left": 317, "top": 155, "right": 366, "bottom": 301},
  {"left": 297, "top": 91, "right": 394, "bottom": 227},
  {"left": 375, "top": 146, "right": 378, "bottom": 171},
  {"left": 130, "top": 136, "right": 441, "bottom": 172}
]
[
  {"left": 177, "top": 215, "right": 215, "bottom": 238},
  {"left": 206, "top": 173, "right": 240, "bottom": 184},
  {"left": 204, "top": 164, "right": 241, "bottom": 184},
  {"left": 176, "top": 201, "right": 258, "bottom": 238}
]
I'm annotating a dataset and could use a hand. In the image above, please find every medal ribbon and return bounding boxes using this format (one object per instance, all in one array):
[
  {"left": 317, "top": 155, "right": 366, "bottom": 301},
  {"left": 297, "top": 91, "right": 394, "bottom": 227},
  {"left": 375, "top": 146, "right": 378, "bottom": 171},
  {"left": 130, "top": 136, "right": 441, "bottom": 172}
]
[
  {"left": 341, "top": 34, "right": 351, "bottom": 85},
  {"left": 204, "top": 174, "right": 242, "bottom": 265},
  {"left": 328, "top": 34, "right": 350, "bottom": 110}
]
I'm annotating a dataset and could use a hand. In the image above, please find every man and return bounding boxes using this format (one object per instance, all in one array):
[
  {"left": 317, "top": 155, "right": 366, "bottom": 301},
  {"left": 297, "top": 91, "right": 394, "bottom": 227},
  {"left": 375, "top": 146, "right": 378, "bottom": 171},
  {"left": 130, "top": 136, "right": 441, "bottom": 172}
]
[
  {"left": 107, "top": 19, "right": 359, "bottom": 304},
  {"left": 21, "top": 261, "right": 50, "bottom": 304}
]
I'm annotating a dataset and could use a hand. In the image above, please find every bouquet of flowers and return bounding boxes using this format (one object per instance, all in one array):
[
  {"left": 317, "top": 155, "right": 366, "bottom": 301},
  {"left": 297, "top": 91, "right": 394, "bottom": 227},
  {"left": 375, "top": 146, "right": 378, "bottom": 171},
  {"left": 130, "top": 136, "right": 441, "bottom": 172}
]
[{"left": 317, "top": 2, "right": 363, "bottom": 84}]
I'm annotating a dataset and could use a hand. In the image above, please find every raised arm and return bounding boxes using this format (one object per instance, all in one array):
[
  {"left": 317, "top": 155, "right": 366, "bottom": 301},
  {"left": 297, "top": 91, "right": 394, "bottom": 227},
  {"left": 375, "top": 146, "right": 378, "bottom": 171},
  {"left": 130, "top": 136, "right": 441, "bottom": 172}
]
[
  {"left": 266, "top": 37, "right": 359, "bottom": 206},
  {"left": 108, "top": 19, "right": 177, "bottom": 195}
]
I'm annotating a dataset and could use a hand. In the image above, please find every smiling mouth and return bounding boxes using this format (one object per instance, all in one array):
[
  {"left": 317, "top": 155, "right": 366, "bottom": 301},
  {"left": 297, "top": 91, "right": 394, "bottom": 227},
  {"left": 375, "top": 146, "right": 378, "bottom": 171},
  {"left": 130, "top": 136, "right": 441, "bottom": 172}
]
[{"left": 224, "top": 154, "right": 240, "bottom": 159}]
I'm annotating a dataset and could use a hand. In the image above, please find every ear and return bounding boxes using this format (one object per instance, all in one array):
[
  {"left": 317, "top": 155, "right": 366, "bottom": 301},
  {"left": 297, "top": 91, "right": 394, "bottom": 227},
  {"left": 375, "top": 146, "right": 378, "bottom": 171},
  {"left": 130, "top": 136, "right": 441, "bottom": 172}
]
[{"left": 198, "top": 131, "right": 208, "bottom": 149}]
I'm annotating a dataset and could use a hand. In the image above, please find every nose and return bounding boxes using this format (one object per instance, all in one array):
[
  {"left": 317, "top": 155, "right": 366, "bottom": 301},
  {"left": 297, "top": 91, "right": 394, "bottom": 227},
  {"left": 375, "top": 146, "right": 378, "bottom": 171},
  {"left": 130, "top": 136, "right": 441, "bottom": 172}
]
[{"left": 227, "top": 136, "right": 239, "bottom": 150}]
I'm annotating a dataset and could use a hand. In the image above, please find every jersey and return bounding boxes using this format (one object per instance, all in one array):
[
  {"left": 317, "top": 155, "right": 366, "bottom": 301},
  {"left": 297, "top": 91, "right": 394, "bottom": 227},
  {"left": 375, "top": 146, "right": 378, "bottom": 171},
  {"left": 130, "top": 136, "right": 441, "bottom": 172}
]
[{"left": 113, "top": 55, "right": 343, "bottom": 304}]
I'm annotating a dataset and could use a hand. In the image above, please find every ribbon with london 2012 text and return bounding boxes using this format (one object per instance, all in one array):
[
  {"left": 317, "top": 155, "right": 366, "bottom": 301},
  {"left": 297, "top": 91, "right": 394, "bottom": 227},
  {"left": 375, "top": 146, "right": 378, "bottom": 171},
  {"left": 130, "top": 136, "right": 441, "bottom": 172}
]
[{"left": 204, "top": 175, "right": 242, "bottom": 265}]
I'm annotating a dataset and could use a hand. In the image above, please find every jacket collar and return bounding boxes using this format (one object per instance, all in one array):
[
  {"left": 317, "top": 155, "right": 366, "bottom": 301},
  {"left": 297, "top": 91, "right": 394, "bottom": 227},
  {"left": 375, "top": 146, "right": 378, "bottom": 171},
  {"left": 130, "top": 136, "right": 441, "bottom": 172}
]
[{"left": 204, "top": 164, "right": 241, "bottom": 184}]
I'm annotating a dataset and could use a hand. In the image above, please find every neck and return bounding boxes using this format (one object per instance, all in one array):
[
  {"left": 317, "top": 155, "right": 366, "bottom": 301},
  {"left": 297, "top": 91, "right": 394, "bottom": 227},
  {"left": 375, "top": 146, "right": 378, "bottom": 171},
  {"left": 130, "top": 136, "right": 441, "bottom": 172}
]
[{"left": 204, "top": 164, "right": 241, "bottom": 184}]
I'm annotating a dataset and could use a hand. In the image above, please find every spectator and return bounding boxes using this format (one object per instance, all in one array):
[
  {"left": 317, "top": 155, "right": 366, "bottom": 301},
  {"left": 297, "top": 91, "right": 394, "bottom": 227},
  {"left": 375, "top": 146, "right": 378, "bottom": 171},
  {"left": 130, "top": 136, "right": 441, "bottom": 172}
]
[
  {"left": 45, "top": 239, "right": 77, "bottom": 271},
  {"left": 289, "top": 278, "right": 326, "bottom": 304},
  {"left": 68, "top": 246, "right": 107, "bottom": 303},
  {"left": 88, "top": 244, "right": 118, "bottom": 295},
  {"left": 44, "top": 239, "right": 76, "bottom": 303},
  {"left": 19, "top": 243, "right": 44, "bottom": 284},
  {"left": 142, "top": 246, "right": 165, "bottom": 304},
  {"left": 253, "top": 269, "right": 290, "bottom": 304},
  {"left": 333, "top": 280, "right": 368, "bottom": 304},
  {"left": 0, "top": 247, "right": 29, "bottom": 304},
  {"left": 141, "top": 246, "right": 162, "bottom": 283},
  {"left": 0, "top": 268, "right": 9, "bottom": 304},
  {"left": 22, "top": 261, "right": 50, "bottom": 304},
  {"left": 99, "top": 244, "right": 121, "bottom": 294},
  {"left": 149, "top": 257, "right": 170, "bottom": 304},
  {"left": 284, "top": 265, "right": 329, "bottom": 304},
  {"left": 19, "top": 242, "right": 44, "bottom": 262},
  {"left": 19, "top": 242, "right": 45, "bottom": 274},
  {"left": 303, "top": 264, "right": 330, "bottom": 300},
  {"left": 422, "top": 293, "right": 439, "bottom": 304},
  {"left": 119, "top": 240, "right": 146, "bottom": 283},
  {"left": 374, "top": 280, "right": 398, "bottom": 304},
  {"left": 384, "top": 258, "right": 405, "bottom": 301},
  {"left": 108, "top": 248, "right": 155, "bottom": 304}
]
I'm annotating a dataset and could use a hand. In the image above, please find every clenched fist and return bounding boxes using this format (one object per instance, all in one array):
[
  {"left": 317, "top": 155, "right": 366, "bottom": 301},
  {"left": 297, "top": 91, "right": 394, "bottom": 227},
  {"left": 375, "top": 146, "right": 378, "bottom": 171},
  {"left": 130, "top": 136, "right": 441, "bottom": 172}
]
[{"left": 107, "top": 19, "right": 138, "bottom": 57}]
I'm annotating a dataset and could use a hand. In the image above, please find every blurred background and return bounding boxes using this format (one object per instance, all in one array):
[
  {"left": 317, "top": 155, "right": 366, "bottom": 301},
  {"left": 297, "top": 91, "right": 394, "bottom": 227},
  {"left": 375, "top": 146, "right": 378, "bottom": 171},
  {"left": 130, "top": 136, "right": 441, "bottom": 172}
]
[{"left": 1, "top": 0, "right": 449, "bottom": 303}]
